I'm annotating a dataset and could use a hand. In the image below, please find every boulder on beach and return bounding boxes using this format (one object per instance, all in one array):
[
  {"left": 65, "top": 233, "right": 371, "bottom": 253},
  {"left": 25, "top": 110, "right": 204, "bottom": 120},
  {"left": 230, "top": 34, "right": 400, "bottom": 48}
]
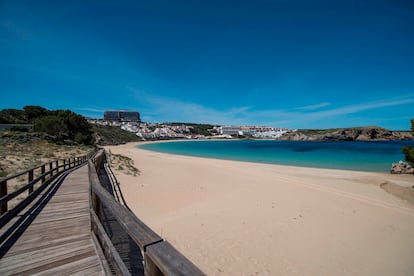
[{"left": 390, "top": 161, "right": 414, "bottom": 174}]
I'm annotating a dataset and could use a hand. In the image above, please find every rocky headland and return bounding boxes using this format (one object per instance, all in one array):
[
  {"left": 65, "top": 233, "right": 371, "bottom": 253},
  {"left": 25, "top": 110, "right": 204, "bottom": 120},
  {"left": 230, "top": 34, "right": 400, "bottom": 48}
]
[{"left": 279, "top": 126, "right": 413, "bottom": 142}]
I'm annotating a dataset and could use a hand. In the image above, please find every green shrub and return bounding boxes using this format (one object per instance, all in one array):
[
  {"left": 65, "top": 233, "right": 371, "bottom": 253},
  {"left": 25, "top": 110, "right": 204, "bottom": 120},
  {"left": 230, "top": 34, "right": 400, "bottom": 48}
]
[
  {"left": 402, "top": 145, "right": 414, "bottom": 166},
  {"left": 1, "top": 106, "right": 94, "bottom": 145}
]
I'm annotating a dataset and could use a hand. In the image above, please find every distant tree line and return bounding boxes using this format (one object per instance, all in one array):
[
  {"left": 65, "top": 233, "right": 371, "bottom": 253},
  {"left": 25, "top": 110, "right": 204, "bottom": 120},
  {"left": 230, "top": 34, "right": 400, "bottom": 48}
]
[
  {"left": 91, "top": 124, "right": 141, "bottom": 145},
  {"left": 0, "top": 106, "right": 94, "bottom": 145},
  {"left": 402, "top": 119, "right": 414, "bottom": 166},
  {"left": 167, "top": 122, "right": 218, "bottom": 136}
]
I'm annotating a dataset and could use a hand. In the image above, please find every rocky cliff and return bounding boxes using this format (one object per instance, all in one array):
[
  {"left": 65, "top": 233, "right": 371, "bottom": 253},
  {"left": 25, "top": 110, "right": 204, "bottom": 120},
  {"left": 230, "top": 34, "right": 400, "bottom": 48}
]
[{"left": 279, "top": 127, "right": 413, "bottom": 141}]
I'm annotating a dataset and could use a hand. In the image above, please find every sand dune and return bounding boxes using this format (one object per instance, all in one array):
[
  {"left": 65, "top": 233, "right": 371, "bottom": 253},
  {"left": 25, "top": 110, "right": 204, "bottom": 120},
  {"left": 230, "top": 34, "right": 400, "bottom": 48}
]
[{"left": 105, "top": 142, "right": 414, "bottom": 275}]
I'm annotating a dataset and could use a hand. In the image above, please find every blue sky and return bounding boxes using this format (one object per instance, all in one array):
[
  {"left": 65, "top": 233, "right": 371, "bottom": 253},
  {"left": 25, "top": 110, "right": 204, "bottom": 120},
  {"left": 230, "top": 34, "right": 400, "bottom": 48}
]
[{"left": 1, "top": 0, "right": 413, "bottom": 130}]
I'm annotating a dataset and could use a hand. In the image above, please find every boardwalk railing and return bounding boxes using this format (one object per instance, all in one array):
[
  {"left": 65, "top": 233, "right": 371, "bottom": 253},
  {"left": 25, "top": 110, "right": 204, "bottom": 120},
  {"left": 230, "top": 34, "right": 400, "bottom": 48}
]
[
  {"left": 0, "top": 150, "right": 96, "bottom": 228},
  {"left": 89, "top": 149, "right": 204, "bottom": 275},
  {"left": 103, "top": 152, "right": 129, "bottom": 208}
]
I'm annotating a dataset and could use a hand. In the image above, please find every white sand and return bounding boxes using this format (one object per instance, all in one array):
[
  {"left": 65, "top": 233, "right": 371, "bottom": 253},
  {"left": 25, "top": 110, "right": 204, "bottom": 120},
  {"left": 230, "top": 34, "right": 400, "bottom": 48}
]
[{"left": 105, "top": 142, "right": 414, "bottom": 275}]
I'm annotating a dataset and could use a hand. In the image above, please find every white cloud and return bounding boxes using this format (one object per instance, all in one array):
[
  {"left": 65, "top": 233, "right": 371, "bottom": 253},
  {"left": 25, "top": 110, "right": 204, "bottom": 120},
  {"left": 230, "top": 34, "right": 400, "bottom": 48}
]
[
  {"left": 127, "top": 86, "right": 414, "bottom": 128},
  {"left": 295, "top": 102, "right": 331, "bottom": 111},
  {"left": 76, "top": 107, "right": 106, "bottom": 113},
  {"left": 308, "top": 97, "right": 414, "bottom": 119}
]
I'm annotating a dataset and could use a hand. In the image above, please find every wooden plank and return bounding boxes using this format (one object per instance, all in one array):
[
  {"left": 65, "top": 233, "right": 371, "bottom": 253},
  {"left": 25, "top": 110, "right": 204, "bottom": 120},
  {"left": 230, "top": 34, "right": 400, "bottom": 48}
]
[
  {"left": 0, "top": 169, "right": 68, "bottom": 228},
  {"left": 33, "top": 255, "right": 105, "bottom": 276},
  {"left": 0, "top": 180, "right": 7, "bottom": 214},
  {"left": 11, "top": 220, "right": 90, "bottom": 240},
  {"left": 145, "top": 256, "right": 164, "bottom": 276},
  {"left": 0, "top": 240, "right": 96, "bottom": 274},
  {"left": 145, "top": 241, "right": 205, "bottom": 276},
  {"left": 91, "top": 231, "right": 112, "bottom": 275},
  {"left": 0, "top": 158, "right": 89, "bottom": 222},
  {"left": 0, "top": 164, "right": 105, "bottom": 275},
  {"left": 4, "top": 234, "right": 91, "bottom": 256},
  {"left": 28, "top": 212, "right": 89, "bottom": 225},
  {"left": 91, "top": 209, "right": 131, "bottom": 275}
]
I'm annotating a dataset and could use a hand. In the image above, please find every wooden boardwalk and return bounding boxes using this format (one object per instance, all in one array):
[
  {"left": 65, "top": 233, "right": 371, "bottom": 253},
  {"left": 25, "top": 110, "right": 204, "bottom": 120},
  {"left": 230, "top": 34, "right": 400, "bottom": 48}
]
[{"left": 0, "top": 165, "right": 107, "bottom": 275}]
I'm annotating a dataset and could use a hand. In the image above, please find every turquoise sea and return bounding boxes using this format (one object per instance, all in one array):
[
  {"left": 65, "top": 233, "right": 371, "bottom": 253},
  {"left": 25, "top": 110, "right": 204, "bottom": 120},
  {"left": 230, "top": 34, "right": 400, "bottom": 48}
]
[{"left": 139, "top": 140, "right": 414, "bottom": 173}]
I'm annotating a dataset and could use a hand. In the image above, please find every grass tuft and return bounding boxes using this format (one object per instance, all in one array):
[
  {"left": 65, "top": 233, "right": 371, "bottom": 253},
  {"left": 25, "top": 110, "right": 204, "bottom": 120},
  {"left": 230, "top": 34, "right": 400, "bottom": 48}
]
[{"left": 108, "top": 153, "right": 140, "bottom": 176}]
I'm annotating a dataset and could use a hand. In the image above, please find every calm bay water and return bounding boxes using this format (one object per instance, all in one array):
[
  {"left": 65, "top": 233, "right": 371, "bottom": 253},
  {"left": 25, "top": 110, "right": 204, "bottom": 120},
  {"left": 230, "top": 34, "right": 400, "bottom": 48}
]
[{"left": 139, "top": 140, "right": 414, "bottom": 172}]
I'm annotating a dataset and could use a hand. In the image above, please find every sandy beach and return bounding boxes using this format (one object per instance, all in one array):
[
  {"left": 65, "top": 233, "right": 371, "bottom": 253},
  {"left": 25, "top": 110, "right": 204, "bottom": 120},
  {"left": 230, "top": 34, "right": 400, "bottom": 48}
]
[{"left": 105, "top": 142, "right": 414, "bottom": 275}]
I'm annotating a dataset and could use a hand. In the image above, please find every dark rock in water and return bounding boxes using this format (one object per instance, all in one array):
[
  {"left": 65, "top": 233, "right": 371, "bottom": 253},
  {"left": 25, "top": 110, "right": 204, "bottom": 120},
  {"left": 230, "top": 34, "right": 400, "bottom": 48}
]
[{"left": 390, "top": 161, "right": 414, "bottom": 174}]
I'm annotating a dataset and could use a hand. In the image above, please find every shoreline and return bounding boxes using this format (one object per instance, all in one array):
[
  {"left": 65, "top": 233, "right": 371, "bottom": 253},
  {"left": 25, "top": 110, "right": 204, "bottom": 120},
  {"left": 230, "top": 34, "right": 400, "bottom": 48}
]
[
  {"left": 105, "top": 142, "right": 414, "bottom": 275},
  {"left": 137, "top": 139, "right": 411, "bottom": 174}
]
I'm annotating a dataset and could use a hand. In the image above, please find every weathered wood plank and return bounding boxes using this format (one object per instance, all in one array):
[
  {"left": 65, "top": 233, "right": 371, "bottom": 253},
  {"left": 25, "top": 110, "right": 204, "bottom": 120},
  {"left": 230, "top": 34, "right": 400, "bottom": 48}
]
[
  {"left": 0, "top": 165, "right": 105, "bottom": 275},
  {"left": 0, "top": 180, "right": 7, "bottom": 214},
  {"left": 91, "top": 209, "right": 131, "bottom": 275},
  {"left": 4, "top": 234, "right": 91, "bottom": 256},
  {"left": 33, "top": 255, "right": 105, "bottom": 276},
  {"left": 91, "top": 231, "right": 112, "bottom": 275},
  {"left": 145, "top": 241, "right": 205, "bottom": 276}
]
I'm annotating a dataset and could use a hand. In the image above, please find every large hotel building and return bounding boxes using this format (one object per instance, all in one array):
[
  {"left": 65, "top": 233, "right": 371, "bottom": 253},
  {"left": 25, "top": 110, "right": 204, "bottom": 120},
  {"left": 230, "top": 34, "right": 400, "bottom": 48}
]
[{"left": 104, "top": 110, "right": 141, "bottom": 122}]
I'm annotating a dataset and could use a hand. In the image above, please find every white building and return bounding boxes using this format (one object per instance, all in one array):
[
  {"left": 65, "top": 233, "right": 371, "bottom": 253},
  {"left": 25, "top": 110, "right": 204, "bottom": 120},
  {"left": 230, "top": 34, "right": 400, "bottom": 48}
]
[{"left": 219, "top": 126, "right": 243, "bottom": 136}]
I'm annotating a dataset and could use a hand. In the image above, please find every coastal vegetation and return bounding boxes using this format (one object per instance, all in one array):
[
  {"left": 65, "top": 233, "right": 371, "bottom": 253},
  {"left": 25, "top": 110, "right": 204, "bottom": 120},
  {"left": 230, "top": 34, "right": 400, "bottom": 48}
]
[
  {"left": 107, "top": 152, "right": 140, "bottom": 176},
  {"left": 0, "top": 106, "right": 139, "bottom": 178},
  {"left": 0, "top": 133, "right": 92, "bottom": 178},
  {"left": 166, "top": 122, "right": 219, "bottom": 136},
  {"left": 0, "top": 106, "right": 93, "bottom": 145},
  {"left": 1, "top": 106, "right": 142, "bottom": 146},
  {"left": 92, "top": 124, "right": 141, "bottom": 145},
  {"left": 298, "top": 128, "right": 341, "bottom": 136},
  {"left": 402, "top": 119, "right": 414, "bottom": 166}
]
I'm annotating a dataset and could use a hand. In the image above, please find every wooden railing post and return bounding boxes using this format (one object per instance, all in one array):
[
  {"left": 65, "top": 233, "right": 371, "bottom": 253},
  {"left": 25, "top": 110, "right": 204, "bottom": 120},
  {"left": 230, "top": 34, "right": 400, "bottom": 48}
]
[
  {"left": 49, "top": 162, "right": 53, "bottom": 177},
  {"left": 0, "top": 180, "right": 7, "bottom": 214},
  {"left": 144, "top": 256, "right": 163, "bottom": 276},
  {"left": 28, "top": 169, "right": 34, "bottom": 194},
  {"left": 63, "top": 159, "right": 67, "bottom": 170},
  {"left": 92, "top": 192, "right": 103, "bottom": 223},
  {"left": 41, "top": 165, "right": 46, "bottom": 183},
  {"left": 56, "top": 160, "right": 59, "bottom": 173}
]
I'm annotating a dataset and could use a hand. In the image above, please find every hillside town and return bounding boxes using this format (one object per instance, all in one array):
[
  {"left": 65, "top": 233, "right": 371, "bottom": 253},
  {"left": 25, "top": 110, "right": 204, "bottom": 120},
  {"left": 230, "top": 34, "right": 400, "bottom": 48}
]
[
  {"left": 87, "top": 110, "right": 413, "bottom": 141},
  {"left": 87, "top": 110, "right": 289, "bottom": 140},
  {"left": 88, "top": 119, "right": 289, "bottom": 140}
]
